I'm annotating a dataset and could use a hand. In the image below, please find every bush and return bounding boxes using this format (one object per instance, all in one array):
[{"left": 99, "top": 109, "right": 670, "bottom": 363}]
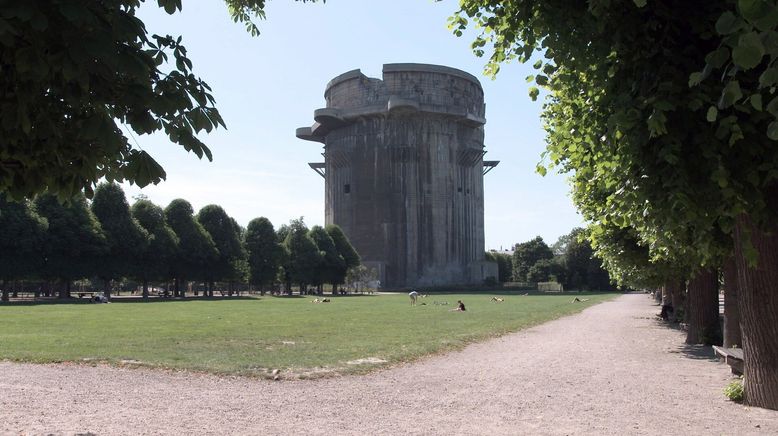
[{"left": 723, "top": 377, "right": 744, "bottom": 402}]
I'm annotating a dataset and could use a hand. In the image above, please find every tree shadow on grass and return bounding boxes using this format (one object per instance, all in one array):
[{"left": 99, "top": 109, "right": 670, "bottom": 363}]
[{"left": 0, "top": 295, "right": 260, "bottom": 306}]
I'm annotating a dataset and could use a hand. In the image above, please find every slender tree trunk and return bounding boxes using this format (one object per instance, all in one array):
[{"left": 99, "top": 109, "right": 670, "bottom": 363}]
[
  {"left": 1, "top": 279, "right": 8, "bottom": 302},
  {"left": 12, "top": 280, "right": 18, "bottom": 298},
  {"left": 734, "top": 214, "right": 778, "bottom": 410},
  {"left": 104, "top": 278, "right": 112, "bottom": 300},
  {"left": 142, "top": 279, "right": 149, "bottom": 300},
  {"left": 59, "top": 280, "right": 70, "bottom": 299},
  {"left": 686, "top": 268, "right": 722, "bottom": 345},
  {"left": 667, "top": 280, "right": 684, "bottom": 323},
  {"left": 174, "top": 278, "right": 180, "bottom": 298},
  {"left": 722, "top": 256, "right": 742, "bottom": 348}
]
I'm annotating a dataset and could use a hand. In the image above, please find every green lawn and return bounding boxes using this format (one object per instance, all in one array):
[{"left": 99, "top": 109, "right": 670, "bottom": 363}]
[{"left": 0, "top": 291, "right": 616, "bottom": 378}]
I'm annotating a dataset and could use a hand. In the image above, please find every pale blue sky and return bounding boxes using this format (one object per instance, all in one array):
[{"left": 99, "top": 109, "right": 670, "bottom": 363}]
[{"left": 123, "top": 0, "right": 583, "bottom": 250}]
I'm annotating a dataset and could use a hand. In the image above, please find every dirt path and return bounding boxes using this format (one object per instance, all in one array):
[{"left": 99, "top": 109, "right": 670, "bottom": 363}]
[{"left": 2, "top": 294, "right": 777, "bottom": 435}]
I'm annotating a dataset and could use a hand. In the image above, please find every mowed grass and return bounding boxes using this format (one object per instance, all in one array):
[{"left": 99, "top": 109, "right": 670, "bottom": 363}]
[{"left": 0, "top": 292, "right": 616, "bottom": 378}]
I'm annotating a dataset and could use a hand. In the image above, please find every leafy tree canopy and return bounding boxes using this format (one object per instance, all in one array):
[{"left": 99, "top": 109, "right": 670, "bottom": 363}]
[
  {"left": 0, "top": 194, "right": 47, "bottom": 283},
  {"left": 197, "top": 204, "right": 244, "bottom": 283},
  {"left": 91, "top": 182, "right": 149, "bottom": 282},
  {"left": 245, "top": 216, "right": 283, "bottom": 288},
  {"left": 165, "top": 198, "right": 217, "bottom": 282},
  {"left": 449, "top": 0, "right": 776, "bottom": 270},
  {"left": 512, "top": 236, "right": 553, "bottom": 282},
  {"left": 131, "top": 198, "right": 179, "bottom": 284},
  {"left": 0, "top": 0, "right": 319, "bottom": 200},
  {"left": 33, "top": 192, "right": 107, "bottom": 282}
]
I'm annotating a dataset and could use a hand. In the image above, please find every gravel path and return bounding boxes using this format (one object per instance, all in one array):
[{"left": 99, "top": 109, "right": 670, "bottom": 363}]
[{"left": 2, "top": 294, "right": 777, "bottom": 435}]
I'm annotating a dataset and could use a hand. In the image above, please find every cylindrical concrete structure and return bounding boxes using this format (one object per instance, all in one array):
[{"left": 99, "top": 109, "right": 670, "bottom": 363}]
[{"left": 297, "top": 63, "right": 497, "bottom": 288}]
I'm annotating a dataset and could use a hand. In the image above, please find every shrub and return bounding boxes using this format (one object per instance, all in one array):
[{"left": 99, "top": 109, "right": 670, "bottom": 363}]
[{"left": 723, "top": 377, "right": 744, "bottom": 402}]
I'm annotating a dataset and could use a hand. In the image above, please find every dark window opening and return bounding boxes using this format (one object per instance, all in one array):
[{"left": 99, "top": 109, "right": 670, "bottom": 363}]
[
  {"left": 344, "top": 184, "right": 351, "bottom": 194},
  {"left": 457, "top": 187, "right": 463, "bottom": 193}
]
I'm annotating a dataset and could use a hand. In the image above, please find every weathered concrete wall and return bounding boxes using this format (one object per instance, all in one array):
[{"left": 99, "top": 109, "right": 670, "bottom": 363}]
[{"left": 297, "top": 63, "right": 495, "bottom": 288}]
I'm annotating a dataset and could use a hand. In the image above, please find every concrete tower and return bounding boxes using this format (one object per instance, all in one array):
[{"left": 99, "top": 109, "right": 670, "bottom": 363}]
[{"left": 297, "top": 63, "right": 498, "bottom": 288}]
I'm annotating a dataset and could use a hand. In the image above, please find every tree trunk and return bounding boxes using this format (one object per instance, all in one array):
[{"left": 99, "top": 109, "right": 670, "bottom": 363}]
[
  {"left": 174, "top": 278, "right": 180, "bottom": 298},
  {"left": 104, "top": 278, "right": 112, "bottom": 300},
  {"left": 734, "top": 214, "right": 778, "bottom": 410},
  {"left": 667, "top": 280, "right": 685, "bottom": 322},
  {"left": 1, "top": 279, "right": 8, "bottom": 302},
  {"left": 59, "top": 280, "right": 71, "bottom": 299},
  {"left": 142, "top": 280, "right": 149, "bottom": 300},
  {"left": 686, "top": 268, "right": 722, "bottom": 345},
  {"left": 722, "top": 256, "right": 742, "bottom": 348}
]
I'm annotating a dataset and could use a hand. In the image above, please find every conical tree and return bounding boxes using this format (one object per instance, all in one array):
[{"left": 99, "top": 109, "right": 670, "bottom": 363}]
[
  {"left": 0, "top": 194, "right": 48, "bottom": 302},
  {"left": 132, "top": 199, "right": 179, "bottom": 299},
  {"left": 164, "top": 199, "right": 218, "bottom": 297},
  {"left": 245, "top": 217, "right": 283, "bottom": 294},
  {"left": 91, "top": 183, "right": 149, "bottom": 299},
  {"left": 196, "top": 205, "right": 244, "bottom": 297},
  {"left": 282, "top": 218, "right": 321, "bottom": 294},
  {"left": 34, "top": 193, "right": 107, "bottom": 298},
  {"left": 309, "top": 225, "right": 345, "bottom": 294}
]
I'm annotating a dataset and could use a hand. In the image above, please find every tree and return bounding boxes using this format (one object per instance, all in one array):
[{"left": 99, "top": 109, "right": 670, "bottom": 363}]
[
  {"left": 33, "top": 193, "right": 106, "bottom": 298},
  {"left": 131, "top": 199, "right": 179, "bottom": 299},
  {"left": 527, "top": 258, "right": 553, "bottom": 283},
  {"left": 0, "top": 1, "right": 320, "bottom": 200},
  {"left": 512, "top": 236, "right": 553, "bottom": 282},
  {"left": 486, "top": 251, "right": 513, "bottom": 283},
  {"left": 309, "top": 225, "right": 345, "bottom": 294},
  {"left": 0, "top": 195, "right": 47, "bottom": 302},
  {"left": 197, "top": 204, "right": 244, "bottom": 296},
  {"left": 164, "top": 199, "right": 218, "bottom": 297},
  {"left": 451, "top": 0, "right": 778, "bottom": 408},
  {"left": 91, "top": 183, "right": 149, "bottom": 300},
  {"left": 282, "top": 218, "right": 321, "bottom": 293},
  {"left": 245, "top": 217, "right": 283, "bottom": 294},
  {"left": 557, "top": 228, "right": 612, "bottom": 290},
  {"left": 324, "top": 224, "right": 361, "bottom": 292},
  {"left": 325, "top": 224, "right": 361, "bottom": 278}
]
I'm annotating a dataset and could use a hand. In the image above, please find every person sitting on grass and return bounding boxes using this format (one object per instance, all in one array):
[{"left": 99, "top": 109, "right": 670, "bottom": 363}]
[{"left": 451, "top": 300, "right": 466, "bottom": 312}]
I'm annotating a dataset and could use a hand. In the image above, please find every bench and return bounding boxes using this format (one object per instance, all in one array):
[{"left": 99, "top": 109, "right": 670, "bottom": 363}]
[{"left": 712, "top": 345, "right": 744, "bottom": 375}]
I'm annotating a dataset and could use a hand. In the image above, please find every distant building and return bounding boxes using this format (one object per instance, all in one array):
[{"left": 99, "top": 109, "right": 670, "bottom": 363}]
[{"left": 297, "top": 63, "right": 498, "bottom": 288}]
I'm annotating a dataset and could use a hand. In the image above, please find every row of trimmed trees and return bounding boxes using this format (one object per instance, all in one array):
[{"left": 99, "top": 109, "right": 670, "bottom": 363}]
[
  {"left": 452, "top": 0, "right": 778, "bottom": 409},
  {"left": 486, "top": 229, "right": 612, "bottom": 290},
  {"left": 0, "top": 183, "right": 360, "bottom": 301}
]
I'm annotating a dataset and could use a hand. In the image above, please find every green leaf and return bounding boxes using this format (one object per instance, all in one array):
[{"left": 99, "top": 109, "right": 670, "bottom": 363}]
[
  {"left": 533, "top": 59, "right": 542, "bottom": 69},
  {"left": 688, "top": 72, "right": 704, "bottom": 87},
  {"left": 758, "top": 67, "right": 778, "bottom": 87},
  {"left": 718, "top": 80, "right": 743, "bottom": 109},
  {"left": 750, "top": 94, "right": 763, "bottom": 111},
  {"left": 705, "top": 46, "right": 730, "bottom": 68},
  {"left": 633, "top": 0, "right": 647, "bottom": 7},
  {"left": 536, "top": 74, "right": 549, "bottom": 86},
  {"left": 536, "top": 164, "right": 547, "bottom": 176},
  {"left": 528, "top": 86, "right": 540, "bottom": 101},
  {"left": 715, "top": 11, "right": 741, "bottom": 35},
  {"left": 707, "top": 106, "right": 718, "bottom": 122},
  {"left": 739, "top": 0, "right": 770, "bottom": 23},
  {"left": 766, "top": 96, "right": 778, "bottom": 116},
  {"left": 732, "top": 32, "right": 765, "bottom": 70},
  {"left": 767, "top": 121, "right": 778, "bottom": 140}
]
